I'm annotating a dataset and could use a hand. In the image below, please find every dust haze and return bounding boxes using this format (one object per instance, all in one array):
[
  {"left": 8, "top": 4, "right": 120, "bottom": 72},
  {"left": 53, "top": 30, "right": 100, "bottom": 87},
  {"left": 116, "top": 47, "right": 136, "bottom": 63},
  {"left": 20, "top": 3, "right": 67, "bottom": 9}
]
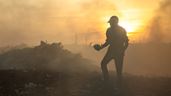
[
  {"left": 145, "top": 0, "right": 171, "bottom": 43},
  {"left": 0, "top": 0, "right": 171, "bottom": 45},
  {"left": 0, "top": 0, "right": 116, "bottom": 46}
]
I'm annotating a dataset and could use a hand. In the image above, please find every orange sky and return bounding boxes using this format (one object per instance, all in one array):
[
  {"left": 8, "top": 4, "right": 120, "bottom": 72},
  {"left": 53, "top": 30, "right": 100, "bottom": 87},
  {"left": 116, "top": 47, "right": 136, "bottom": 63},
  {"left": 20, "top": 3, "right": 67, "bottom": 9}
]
[
  {"left": 0, "top": 0, "right": 163, "bottom": 46},
  {"left": 112, "top": 0, "right": 162, "bottom": 42},
  {"left": 109, "top": 0, "right": 161, "bottom": 32}
]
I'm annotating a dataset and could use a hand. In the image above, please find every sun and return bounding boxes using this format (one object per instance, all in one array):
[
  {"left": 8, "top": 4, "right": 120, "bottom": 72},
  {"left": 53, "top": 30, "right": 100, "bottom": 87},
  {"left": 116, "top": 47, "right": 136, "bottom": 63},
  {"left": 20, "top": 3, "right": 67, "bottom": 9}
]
[
  {"left": 119, "top": 22, "right": 134, "bottom": 32},
  {"left": 100, "top": 15, "right": 144, "bottom": 43},
  {"left": 119, "top": 21, "right": 139, "bottom": 33}
]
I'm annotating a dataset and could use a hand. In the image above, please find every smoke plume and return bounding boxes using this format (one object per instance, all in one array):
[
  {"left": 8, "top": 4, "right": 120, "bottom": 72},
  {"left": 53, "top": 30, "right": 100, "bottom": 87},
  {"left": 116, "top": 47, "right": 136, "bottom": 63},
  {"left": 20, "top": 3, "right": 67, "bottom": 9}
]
[{"left": 146, "top": 0, "right": 171, "bottom": 43}]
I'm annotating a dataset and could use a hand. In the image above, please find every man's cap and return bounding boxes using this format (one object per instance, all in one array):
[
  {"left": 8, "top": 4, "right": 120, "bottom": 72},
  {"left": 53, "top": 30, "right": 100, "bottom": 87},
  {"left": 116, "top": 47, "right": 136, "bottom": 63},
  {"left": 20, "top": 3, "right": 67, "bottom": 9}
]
[{"left": 108, "top": 16, "right": 119, "bottom": 23}]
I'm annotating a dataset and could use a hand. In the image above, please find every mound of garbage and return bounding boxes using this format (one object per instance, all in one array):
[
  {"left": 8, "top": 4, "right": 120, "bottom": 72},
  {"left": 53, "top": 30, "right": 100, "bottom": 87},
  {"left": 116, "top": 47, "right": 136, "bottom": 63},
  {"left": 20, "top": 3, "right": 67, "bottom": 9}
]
[{"left": 0, "top": 41, "right": 98, "bottom": 72}]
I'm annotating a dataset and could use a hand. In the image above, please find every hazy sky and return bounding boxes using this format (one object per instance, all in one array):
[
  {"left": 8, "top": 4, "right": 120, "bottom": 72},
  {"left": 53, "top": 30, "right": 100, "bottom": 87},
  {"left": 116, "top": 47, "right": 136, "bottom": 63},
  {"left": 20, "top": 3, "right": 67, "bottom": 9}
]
[
  {"left": 0, "top": 0, "right": 166, "bottom": 46},
  {"left": 114, "top": 0, "right": 161, "bottom": 26}
]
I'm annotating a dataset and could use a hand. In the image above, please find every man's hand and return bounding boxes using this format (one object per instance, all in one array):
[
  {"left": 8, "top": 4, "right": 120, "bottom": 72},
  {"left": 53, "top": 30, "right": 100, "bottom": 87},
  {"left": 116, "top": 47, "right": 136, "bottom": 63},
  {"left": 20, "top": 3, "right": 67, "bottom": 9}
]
[{"left": 93, "top": 44, "right": 102, "bottom": 51}]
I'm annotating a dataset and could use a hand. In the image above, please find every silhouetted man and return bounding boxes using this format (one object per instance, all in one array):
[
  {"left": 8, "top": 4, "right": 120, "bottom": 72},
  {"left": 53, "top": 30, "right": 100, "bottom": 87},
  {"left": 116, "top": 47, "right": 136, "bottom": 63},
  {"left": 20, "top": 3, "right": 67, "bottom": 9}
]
[{"left": 94, "top": 16, "right": 129, "bottom": 82}]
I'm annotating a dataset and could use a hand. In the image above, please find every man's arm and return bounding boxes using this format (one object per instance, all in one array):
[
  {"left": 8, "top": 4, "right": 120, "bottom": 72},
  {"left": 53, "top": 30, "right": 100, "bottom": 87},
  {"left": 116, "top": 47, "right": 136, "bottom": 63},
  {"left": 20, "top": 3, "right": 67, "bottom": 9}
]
[
  {"left": 100, "top": 28, "right": 110, "bottom": 49},
  {"left": 101, "top": 40, "right": 109, "bottom": 49},
  {"left": 124, "top": 37, "right": 129, "bottom": 50},
  {"left": 124, "top": 31, "right": 129, "bottom": 50}
]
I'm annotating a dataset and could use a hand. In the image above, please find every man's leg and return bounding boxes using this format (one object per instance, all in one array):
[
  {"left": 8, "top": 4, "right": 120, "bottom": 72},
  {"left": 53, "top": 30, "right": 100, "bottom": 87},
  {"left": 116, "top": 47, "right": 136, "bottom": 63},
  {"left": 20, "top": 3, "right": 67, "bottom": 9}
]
[
  {"left": 114, "top": 55, "right": 124, "bottom": 93},
  {"left": 101, "top": 53, "right": 113, "bottom": 81},
  {"left": 115, "top": 55, "right": 124, "bottom": 82}
]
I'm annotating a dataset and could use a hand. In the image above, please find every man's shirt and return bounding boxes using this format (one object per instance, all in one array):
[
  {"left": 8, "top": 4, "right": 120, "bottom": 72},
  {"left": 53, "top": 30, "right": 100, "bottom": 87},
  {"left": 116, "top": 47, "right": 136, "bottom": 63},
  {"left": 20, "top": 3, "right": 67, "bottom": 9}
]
[{"left": 106, "top": 25, "right": 129, "bottom": 53}]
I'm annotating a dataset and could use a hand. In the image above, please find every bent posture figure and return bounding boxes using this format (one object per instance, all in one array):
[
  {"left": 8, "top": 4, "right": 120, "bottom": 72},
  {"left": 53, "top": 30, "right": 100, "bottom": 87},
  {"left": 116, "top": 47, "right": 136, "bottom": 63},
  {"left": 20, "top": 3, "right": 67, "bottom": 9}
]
[{"left": 97, "top": 16, "right": 129, "bottom": 82}]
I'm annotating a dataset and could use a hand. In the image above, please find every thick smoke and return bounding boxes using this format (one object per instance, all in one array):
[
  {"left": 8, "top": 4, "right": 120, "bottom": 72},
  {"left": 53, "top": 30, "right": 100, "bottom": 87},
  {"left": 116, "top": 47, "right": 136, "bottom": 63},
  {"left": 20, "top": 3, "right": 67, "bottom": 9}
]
[
  {"left": 0, "top": 0, "right": 117, "bottom": 46},
  {"left": 146, "top": 0, "right": 171, "bottom": 43}
]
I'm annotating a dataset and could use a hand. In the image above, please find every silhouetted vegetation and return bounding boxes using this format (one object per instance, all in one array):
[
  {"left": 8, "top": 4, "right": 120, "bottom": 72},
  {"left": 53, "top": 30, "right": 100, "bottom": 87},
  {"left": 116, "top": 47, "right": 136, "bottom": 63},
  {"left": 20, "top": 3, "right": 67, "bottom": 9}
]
[{"left": 0, "top": 41, "right": 97, "bottom": 72}]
